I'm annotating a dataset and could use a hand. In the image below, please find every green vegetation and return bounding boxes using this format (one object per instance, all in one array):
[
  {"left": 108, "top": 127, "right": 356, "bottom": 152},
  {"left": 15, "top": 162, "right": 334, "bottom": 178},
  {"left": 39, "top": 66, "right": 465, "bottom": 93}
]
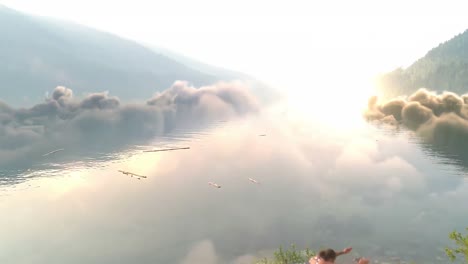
[
  {"left": 255, "top": 227, "right": 468, "bottom": 264},
  {"left": 377, "top": 29, "right": 468, "bottom": 98},
  {"left": 445, "top": 227, "right": 468, "bottom": 263},
  {"left": 254, "top": 244, "right": 315, "bottom": 264}
]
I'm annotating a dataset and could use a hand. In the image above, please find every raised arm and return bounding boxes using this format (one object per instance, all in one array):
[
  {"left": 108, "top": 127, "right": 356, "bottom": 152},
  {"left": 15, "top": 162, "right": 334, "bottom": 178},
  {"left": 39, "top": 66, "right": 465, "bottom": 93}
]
[{"left": 336, "top": 247, "right": 353, "bottom": 256}]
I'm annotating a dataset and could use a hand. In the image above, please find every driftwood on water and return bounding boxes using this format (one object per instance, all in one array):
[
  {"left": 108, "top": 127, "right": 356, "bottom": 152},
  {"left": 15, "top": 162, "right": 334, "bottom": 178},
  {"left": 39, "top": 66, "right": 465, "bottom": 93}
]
[
  {"left": 143, "top": 147, "right": 190, "bottom": 153},
  {"left": 42, "top": 148, "right": 65, "bottom": 157}
]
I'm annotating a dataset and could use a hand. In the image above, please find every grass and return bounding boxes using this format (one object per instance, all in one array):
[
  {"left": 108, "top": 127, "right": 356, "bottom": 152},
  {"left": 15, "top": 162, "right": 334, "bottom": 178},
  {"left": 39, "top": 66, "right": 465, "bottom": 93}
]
[
  {"left": 254, "top": 227, "right": 468, "bottom": 264},
  {"left": 446, "top": 227, "right": 468, "bottom": 263},
  {"left": 254, "top": 244, "right": 315, "bottom": 264}
]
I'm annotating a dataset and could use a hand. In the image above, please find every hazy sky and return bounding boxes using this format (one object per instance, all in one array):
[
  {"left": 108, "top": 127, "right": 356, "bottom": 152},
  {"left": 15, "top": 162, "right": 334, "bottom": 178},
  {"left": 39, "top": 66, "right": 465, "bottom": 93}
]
[{"left": 2, "top": 0, "right": 467, "bottom": 93}]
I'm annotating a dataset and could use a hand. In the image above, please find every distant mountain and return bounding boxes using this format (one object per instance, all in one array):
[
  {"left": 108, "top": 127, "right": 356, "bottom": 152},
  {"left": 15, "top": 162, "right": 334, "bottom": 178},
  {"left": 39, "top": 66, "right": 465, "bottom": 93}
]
[
  {"left": 149, "top": 46, "right": 251, "bottom": 81},
  {"left": 377, "top": 29, "right": 468, "bottom": 99},
  {"left": 148, "top": 46, "right": 279, "bottom": 103},
  {"left": 0, "top": 6, "right": 270, "bottom": 106}
]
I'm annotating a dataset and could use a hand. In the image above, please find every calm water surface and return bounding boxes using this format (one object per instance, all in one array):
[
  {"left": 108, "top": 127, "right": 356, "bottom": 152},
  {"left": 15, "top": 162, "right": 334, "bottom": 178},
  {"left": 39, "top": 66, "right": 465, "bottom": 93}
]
[{"left": 0, "top": 108, "right": 466, "bottom": 264}]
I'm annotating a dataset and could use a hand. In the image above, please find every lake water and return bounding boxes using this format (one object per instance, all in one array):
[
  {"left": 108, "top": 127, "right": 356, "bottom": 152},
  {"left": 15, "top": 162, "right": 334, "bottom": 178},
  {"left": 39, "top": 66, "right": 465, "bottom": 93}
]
[{"left": 0, "top": 105, "right": 467, "bottom": 264}]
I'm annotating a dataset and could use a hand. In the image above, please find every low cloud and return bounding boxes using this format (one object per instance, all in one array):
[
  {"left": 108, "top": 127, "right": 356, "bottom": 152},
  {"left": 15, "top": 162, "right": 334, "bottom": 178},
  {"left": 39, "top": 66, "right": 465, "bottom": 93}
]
[
  {"left": 365, "top": 88, "right": 468, "bottom": 169},
  {"left": 0, "top": 81, "right": 259, "bottom": 169}
]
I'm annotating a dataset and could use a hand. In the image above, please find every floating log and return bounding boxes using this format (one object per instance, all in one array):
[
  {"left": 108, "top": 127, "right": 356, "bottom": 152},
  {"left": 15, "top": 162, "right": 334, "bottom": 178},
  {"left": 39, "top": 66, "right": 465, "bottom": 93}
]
[
  {"left": 42, "top": 148, "right": 64, "bottom": 157},
  {"left": 143, "top": 147, "right": 190, "bottom": 153}
]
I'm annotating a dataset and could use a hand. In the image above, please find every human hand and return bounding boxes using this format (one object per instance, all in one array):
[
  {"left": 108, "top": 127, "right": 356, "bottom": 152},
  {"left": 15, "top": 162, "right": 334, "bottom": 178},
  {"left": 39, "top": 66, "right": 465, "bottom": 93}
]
[{"left": 342, "top": 247, "right": 352, "bottom": 254}]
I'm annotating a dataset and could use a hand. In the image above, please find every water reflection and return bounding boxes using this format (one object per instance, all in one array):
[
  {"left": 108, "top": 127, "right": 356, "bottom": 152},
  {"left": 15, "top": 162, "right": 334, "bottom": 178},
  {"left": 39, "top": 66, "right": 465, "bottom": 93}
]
[
  {"left": 0, "top": 119, "right": 230, "bottom": 189},
  {"left": 0, "top": 112, "right": 467, "bottom": 264},
  {"left": 373, "top": 122, "right": 468, "bottom": 176}
]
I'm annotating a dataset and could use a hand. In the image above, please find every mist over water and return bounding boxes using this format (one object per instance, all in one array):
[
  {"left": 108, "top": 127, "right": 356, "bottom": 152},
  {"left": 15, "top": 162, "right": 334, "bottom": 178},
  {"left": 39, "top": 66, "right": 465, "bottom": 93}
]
[{"left": 0, "top": 101, "right": 467, "bottom": 264}]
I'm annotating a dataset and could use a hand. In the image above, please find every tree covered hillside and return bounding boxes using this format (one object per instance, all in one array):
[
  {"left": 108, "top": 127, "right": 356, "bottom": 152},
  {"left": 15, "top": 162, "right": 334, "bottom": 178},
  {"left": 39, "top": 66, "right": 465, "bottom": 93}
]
[{"left": 377, "top": 29, "right": 468, "bottom": 98}]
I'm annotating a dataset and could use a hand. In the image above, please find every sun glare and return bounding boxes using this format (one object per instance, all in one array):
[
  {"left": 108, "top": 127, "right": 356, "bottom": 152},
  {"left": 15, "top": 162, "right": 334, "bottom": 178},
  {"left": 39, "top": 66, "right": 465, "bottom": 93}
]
[{"left": 280, "top": 69, "right": 376, "bottom": 130}]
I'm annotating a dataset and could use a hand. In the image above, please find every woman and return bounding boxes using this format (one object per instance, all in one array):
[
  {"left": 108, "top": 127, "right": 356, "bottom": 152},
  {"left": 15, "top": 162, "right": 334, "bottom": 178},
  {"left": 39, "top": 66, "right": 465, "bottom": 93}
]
[{"left": 308, "top": 247, "right": 369, "bottom": 264}]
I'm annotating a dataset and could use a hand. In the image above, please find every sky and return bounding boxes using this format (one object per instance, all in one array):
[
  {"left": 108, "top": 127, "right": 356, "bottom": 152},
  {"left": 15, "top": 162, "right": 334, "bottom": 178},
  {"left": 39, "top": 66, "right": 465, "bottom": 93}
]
[
  {"left": 2, "top": 1, "right": 467, "bottom": 72},
  {"left": 1, "top": 0, "right": 467, "bottom": 103}
]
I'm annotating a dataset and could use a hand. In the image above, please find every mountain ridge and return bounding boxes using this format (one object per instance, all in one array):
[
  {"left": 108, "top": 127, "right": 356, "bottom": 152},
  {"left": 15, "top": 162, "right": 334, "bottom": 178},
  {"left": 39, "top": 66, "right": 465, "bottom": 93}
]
[
  {"left": 377, "top": 29, "right": 468, "bottom": 98},
  {"left": 0, "top": 6, "right": 265, "bottom": 106}
]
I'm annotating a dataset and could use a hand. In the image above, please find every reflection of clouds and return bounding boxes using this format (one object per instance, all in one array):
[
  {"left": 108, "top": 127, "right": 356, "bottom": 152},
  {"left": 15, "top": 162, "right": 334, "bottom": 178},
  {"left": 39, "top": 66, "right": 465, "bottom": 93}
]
[
  {"left": 333, "top": 153, "right": 424, "bottom": 199},
  {"left": 180, "top": 240, "right": 218, "bottom": 264},
  {"left": 230, "top": 254, "right": 255, "bottom": 264},
  {"left": 0, "top": 81, "right": 258, "bottom": 170},
  {"left": 142, "top": 116, "right": 465, "bottom": 261},
  {"left": 0, "top": 113, "right": 467, "bottom": 263},
  {"left": 314, "top": 213, "right": 374, "bottom": 239},
  {"left": 366, "top": 89, "right": 468, "bottom": 172}
]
